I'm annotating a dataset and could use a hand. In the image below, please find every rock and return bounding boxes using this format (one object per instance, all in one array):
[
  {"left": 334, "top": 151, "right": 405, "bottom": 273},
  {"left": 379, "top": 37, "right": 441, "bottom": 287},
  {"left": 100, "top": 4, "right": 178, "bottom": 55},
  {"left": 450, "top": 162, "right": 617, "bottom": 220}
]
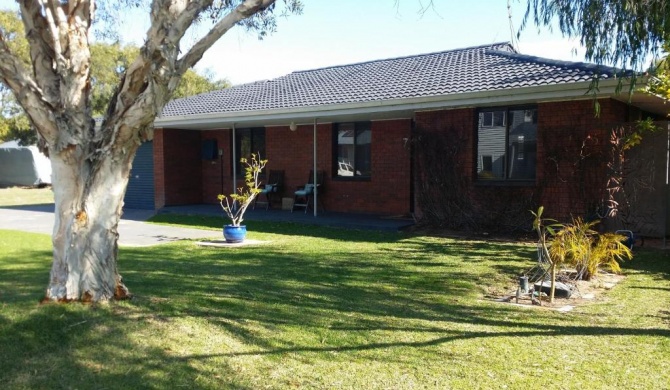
[{"left": 534, "top": 281, "right": 574, "bottom": 299}]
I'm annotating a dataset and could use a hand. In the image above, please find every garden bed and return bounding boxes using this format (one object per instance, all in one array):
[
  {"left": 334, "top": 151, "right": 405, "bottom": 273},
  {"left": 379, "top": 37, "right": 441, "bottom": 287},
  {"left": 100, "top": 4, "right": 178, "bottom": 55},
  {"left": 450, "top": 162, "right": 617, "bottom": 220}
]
[{"left": 491, "top": 271, "right": 626, "bottom": 310}]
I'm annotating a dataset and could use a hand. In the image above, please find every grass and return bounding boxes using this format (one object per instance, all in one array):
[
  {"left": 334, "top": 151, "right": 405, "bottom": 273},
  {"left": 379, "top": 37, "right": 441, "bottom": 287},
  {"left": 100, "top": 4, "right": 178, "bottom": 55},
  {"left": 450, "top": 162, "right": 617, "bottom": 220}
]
[
  {"left": 0, "top": 186, "right": 54, "bottom": 206},
  {"left": 1, "top": 214, "right": 670, "bottom": 389}
]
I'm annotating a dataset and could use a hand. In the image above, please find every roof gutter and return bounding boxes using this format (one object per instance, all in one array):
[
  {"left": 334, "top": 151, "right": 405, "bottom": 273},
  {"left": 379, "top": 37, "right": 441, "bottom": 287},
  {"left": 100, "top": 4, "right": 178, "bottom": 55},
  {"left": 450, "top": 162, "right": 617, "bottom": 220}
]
[{"left": 154, "top": 78, "right": 646, "bottom": 129}]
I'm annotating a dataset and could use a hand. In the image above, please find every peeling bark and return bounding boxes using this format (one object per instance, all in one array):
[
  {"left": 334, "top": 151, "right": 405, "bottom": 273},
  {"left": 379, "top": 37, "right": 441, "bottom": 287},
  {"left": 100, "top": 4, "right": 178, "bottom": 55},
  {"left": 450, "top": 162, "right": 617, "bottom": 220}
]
[{"left": 48, "top": 141, "right": 137, "bottom": 301}]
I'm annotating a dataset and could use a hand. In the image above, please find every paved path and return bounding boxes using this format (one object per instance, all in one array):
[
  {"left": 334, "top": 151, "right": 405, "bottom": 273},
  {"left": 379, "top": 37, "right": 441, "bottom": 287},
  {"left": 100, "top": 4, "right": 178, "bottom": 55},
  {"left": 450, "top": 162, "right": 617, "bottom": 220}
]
[
  {"left": 1, "top": 202, "right": 414, "bottom": 247},
  {"left": 0, "top": 205, "right": 219, "bottom": 247}
]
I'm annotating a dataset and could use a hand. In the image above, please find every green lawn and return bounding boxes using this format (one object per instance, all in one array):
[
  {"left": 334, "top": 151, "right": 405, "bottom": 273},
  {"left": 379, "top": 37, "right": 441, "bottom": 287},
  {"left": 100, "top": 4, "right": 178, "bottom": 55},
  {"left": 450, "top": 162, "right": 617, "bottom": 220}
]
[
  {"left": 1, "top": 218, "right": 669, "bottom": 389},
  {"left": 0, "top": 186, "right": 53, "bottom": 206}
]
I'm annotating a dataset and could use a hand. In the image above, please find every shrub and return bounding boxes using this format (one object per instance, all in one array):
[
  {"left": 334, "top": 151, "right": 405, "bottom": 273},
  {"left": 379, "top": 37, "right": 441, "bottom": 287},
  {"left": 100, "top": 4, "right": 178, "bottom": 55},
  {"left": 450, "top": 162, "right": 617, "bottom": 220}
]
[{"left": 549, "top": 217, "right": 632, "bottom": 281}]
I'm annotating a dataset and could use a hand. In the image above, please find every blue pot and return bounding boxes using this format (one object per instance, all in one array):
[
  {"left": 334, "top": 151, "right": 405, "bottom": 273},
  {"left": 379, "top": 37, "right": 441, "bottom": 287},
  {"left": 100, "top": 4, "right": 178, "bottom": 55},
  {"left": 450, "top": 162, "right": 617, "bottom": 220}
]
[{"left": 223, "top": 225, "right": 247, "bottom": 243}]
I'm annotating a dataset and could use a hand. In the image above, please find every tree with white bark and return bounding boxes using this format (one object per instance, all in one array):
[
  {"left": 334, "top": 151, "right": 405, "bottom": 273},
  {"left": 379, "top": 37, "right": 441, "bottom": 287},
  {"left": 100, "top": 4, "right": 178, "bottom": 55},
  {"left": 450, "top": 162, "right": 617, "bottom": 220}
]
[{"left": 0, "top": 0, "right": 301, "bottom": 303}]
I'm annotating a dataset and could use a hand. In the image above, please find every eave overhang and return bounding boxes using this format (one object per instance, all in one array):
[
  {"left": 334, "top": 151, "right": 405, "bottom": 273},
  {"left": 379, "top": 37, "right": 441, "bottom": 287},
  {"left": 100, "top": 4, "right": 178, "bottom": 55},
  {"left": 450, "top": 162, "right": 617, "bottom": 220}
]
[{"left": 153, "top": 78, "right": 668, "bottom": 130}]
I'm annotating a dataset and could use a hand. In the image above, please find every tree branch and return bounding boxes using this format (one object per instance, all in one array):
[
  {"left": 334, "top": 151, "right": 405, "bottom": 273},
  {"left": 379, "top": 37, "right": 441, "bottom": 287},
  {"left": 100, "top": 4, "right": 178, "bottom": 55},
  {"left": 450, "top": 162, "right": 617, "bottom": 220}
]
[
  {"left": 178, "top": 0, "right": 276, "bottom": 73},
  {"left": 19, "top": 1, "right": 59, "bottom": 105},
  {"left": 103, "top": 0, "right": 208, "bottom": 149},
  {"left": 0, "top": 31, "right": 58, "bottom": 143}
]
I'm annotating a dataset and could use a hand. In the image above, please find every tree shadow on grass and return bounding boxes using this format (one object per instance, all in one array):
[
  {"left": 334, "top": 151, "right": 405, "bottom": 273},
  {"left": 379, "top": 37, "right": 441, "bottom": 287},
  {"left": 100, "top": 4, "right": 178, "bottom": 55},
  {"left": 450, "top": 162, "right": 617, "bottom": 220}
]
[
  {"left": 0, "top": 248, "right": 254, "bottom": 389},
  {"left": 3, "top": 235, "right": 670, "bottom": 387},
  {"left": 182, "top": 322, "right": 670, "bottom": 359},
  {"left": 624, "top": 247, "right": 670, "bottom": 280},
  {"left": 0, "top": 303, "right": 253, "bottom": 389},
  {"left": 118, "top": 239, "right": 670, "bottom": 362}
]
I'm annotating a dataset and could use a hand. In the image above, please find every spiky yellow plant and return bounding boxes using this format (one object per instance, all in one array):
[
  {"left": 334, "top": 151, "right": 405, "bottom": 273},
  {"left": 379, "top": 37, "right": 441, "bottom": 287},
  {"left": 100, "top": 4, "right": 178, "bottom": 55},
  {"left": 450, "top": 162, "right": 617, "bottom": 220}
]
[{"left": 549, "top": 217, "right": 632, "bottom": 281}]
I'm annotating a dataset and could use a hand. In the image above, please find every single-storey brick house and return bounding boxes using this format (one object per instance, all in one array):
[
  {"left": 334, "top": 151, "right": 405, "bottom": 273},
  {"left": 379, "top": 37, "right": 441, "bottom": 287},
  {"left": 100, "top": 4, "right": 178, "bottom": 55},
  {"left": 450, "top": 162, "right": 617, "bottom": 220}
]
[{"left": 133, "top": 42, "right": 668, "bottom": 231}]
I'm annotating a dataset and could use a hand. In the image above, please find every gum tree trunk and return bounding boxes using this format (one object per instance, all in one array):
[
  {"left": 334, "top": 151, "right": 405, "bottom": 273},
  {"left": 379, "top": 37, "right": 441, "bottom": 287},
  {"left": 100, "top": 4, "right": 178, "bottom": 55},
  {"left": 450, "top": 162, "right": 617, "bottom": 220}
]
[{"left": 46, "top": 145, "right": 137, "bottom": 301}]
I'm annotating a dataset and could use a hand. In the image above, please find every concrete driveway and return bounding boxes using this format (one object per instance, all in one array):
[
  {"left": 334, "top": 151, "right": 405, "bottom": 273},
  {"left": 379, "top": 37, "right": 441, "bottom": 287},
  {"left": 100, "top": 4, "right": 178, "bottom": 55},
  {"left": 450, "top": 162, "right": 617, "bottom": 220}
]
[{"left": 0, "top": 204, "right": 219, "bottom": 247}]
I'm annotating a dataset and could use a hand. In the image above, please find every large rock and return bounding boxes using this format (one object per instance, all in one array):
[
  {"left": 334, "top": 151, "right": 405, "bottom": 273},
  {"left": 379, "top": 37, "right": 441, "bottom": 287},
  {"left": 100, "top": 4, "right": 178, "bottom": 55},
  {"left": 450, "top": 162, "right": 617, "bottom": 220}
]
[{"left": 534, "top": 281, "right": 574, "bottom": 299}]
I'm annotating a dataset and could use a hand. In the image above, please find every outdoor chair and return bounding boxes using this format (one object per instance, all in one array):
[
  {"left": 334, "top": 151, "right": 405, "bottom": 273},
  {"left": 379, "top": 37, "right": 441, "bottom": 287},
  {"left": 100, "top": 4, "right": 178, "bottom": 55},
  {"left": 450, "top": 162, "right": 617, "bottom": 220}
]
[
  {"left": 292, "top": 170, "right": 325, "bottom": 213},
  {"left": 254, "top": 170, "right": 284, "bottom": 210}
]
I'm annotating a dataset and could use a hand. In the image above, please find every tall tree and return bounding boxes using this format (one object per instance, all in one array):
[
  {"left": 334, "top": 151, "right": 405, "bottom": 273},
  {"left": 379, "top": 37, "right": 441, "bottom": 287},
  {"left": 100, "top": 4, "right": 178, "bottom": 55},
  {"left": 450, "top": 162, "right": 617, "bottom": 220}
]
[
  {"left": 0, "top": 0, "right": 301, "bottom": 302},
  {"left": 524, "top": 0, "right": 670, "bottom": 75},
  {"left": 1, "top": 11, "right": 230, "bottom": 145}
]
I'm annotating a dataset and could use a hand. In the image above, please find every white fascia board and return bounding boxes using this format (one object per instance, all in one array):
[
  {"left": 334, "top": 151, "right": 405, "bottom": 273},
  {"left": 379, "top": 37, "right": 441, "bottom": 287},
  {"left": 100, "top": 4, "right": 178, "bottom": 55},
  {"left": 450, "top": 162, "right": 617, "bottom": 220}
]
[{"left": 153, "top": 79, "right": 633, "bottom": 129}]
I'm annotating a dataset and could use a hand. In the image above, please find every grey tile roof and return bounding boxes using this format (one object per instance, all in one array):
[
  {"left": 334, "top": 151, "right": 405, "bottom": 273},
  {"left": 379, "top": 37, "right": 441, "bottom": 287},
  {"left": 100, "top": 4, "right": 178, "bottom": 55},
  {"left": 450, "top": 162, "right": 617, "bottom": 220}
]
[{"left": 161, "top": 42, "right": 617, "bottom": 117}]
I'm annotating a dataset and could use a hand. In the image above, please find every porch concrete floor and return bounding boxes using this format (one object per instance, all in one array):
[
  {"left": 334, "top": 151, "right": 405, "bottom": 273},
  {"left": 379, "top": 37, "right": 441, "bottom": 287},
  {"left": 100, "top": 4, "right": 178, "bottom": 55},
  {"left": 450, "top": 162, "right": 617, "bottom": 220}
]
[{"left": 158, "top": 204, "right": 415, "bottom": 232}]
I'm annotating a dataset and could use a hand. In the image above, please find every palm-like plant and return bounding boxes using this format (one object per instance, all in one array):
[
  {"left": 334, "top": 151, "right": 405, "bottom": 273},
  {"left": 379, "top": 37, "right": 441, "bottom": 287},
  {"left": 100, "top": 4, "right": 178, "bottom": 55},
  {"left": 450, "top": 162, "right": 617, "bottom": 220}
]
[
  {"left": 586, "top": 233, "right": 632, "bottom": 278},
  {"left": 550, "top": 218, "right": 632, "bottom": 281},
  {"left": 532, "top": 208, "right": 633, "bottom": 303},
  {"left": 549, "top": 218, "right": 598, "bottom": 281}
]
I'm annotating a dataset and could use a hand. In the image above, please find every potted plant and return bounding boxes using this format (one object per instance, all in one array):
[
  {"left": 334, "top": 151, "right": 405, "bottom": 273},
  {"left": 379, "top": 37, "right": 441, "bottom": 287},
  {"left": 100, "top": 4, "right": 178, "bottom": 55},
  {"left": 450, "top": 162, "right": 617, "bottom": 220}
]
[{"left": 218, "top": 153, "right": 267, "bottom": 243}]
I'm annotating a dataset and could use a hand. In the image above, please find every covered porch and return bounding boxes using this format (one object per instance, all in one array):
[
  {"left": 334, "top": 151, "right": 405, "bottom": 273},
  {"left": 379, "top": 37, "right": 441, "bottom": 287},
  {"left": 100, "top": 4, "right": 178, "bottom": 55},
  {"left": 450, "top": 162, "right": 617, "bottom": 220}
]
[{"left": 151, "top": 109, "right": 415, "bottom": 218}]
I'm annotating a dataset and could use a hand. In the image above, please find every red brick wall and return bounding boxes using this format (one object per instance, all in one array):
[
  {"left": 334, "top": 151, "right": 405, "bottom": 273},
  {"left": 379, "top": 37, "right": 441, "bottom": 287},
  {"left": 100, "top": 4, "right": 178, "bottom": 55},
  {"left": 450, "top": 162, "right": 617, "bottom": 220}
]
[
  {"left": 154, "top": 128, "right": 203, "bottom": 206},
  {"left": 156, "top": 98, "right": 630, "bottom": 221},
  {"left": 537, "top": 99, "right": 628, "bottom": 220},
  {"left": 413, "top": 99, "right": 631, "bottom": 225},
  {"left": 198, "top": 125, "right": 331, "bottom": 206},
  {"left": 326, "top": 119, "right": 412, "bottom": 215},
  {"left": 264, "top": 123, "right": 332, "bottom": 200},
  {"left": 194, "top": 120, "right": 412, "bottom": 215},
  {"left": 153, "top": 128, "right": 166, "bottom": 209},
  {"left": 413, "top": 108, "right": 477, "bottom": 218},
  {"left": 201, "top": 129, "right": 231, "bottom": 204}
]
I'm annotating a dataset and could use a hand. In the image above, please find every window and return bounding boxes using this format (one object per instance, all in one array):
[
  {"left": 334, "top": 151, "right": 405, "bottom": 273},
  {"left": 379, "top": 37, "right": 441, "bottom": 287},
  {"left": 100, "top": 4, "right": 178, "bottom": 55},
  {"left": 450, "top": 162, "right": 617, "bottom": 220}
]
[
  {"left": 477, "top": 107, "right": 537, "bottom": 181},
  {"left": 235, "top": 128, "right": 265, "bottom": 174},
  {"left": 334, "top": 122, "right": 371, "bottom": 178}
]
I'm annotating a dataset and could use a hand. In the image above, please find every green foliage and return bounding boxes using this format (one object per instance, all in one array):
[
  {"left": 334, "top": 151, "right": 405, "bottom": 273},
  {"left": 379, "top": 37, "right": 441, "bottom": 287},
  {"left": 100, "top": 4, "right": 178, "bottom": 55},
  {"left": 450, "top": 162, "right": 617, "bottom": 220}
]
[
  {"left": 589, "top": 232, "right": 632, "bottom": 275},
  {"left": 0, "top": 11, "right": 29, "bottom": 66},
  {"left": 0, "top": 114, "right": 33, "bottom": 145},
  {"left": 532, "top": 207, "right": 633, "bottom": 301},
  {"left": 89, "top": 43, "right": 230, "bottom": 115},
  {"left": 646, "top": 42, "right": 670, "bottom": 102},
  {"left": 172, "top": 69, "right": 231, "bottom": 100},
  {"left": 89, "top": 43, "right": 140, "bottom": 116},
  {"left": 646, "top": 71, "right": 670, "bottom": 100},
  {"left": 524, "top": 0, "right": 670, "bottom": 74},
  {"left": 218, "top": 153, "right": 267, "bottom": 226},
  {"left": 624, "top": 119, "right": 659, "bottom": 150},
  {"left": 548, "top": 217, "right": 632, "bottom": 281},
  {"left": 0, "top": 11, "right": 34, "bottom": 144}
]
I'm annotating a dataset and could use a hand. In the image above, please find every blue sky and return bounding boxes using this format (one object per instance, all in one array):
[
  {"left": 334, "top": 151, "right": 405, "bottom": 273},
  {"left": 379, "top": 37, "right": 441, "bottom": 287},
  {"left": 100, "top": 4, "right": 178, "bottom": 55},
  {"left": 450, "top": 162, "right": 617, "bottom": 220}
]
[
  {"left": 0, "top": 0, "right": 586, "bottom": 85},
  {"left": 119, "top": 0, "right": 586, "bottom": 85}
]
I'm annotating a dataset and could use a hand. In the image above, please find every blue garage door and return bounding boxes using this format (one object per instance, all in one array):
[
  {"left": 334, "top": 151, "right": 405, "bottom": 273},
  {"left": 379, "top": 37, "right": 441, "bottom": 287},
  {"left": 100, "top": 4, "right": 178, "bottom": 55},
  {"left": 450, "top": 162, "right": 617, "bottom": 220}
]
[{"left": 124, "top": 141, "right": 155, "bottom": 209}]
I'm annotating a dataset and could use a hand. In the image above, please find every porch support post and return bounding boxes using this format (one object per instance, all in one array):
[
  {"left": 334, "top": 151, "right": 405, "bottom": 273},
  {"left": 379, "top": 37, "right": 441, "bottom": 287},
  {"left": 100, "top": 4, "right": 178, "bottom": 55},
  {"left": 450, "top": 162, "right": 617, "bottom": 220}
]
[
  {"left": 313, "top": 118, "right": 318, "bottom": 217},
  {"left": 232, "top": 123, "right": 237, "bottom": 208}
]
